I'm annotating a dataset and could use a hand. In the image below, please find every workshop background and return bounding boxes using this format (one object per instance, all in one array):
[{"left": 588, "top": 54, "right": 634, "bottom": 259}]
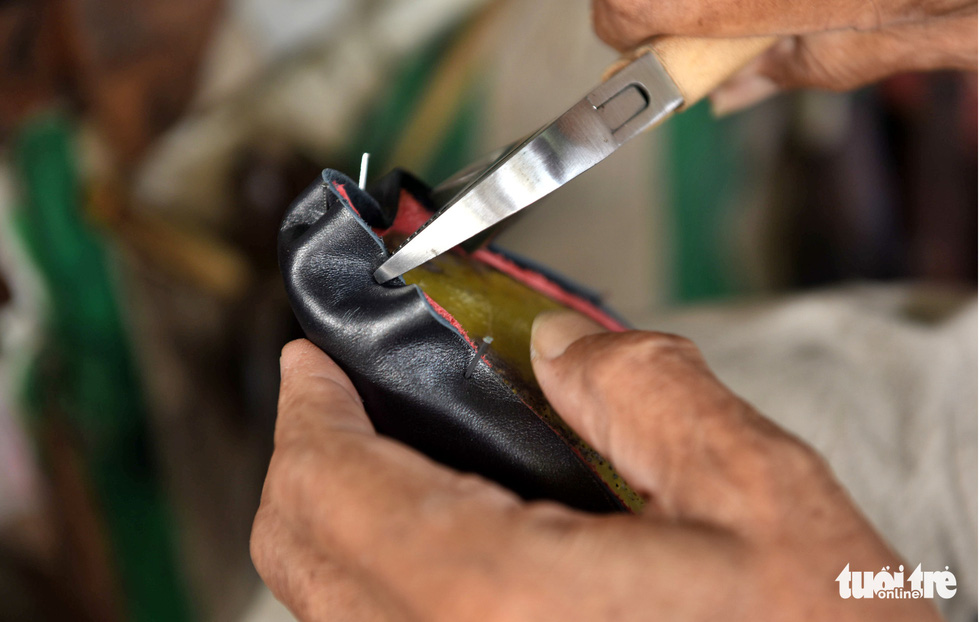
[{"left": 0, "top": 1, "right": 976, "bottom": 621}]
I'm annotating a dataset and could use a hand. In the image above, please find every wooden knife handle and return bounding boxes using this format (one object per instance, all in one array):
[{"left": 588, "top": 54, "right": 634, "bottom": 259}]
[{"left": 605, "top": 35, "right": 778, "bottom": 110}]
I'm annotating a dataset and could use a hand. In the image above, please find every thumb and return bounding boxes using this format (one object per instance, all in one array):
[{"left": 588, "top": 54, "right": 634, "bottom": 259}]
[{"left": 530, "top": 311, "right": 815, "bottom": 528}]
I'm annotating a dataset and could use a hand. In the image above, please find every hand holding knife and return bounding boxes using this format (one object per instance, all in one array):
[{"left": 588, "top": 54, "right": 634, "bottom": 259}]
[{"left": 374, "top": 35, "right": 776, "bottom": 284}]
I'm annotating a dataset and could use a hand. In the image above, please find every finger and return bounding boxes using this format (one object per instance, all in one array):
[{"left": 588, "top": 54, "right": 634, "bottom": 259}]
[
  {"left": 250, "top": 505, "right": 407, "bottom": 622},
  {"left": 711, "top": 12, "right": 977, "bottom": 114},
  {"left": 591, "top": 0, "right": 973, "bottom": 52},
  {"left": 271, "top": 339, "right": 572, "bottom": 618},
  {"left": 271, "top": 340, "right": 751, "bottom": 619},
  {"left": 530, "top": 310, "right": 822, "bottom": 530},
  {"left": 276, "top": 339, "right": 374, "bottom": 448}
]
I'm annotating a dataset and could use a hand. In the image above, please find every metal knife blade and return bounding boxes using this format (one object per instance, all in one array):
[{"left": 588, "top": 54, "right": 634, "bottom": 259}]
[{"left": 373, "top": 50, "right": 683, "bottom": 284}]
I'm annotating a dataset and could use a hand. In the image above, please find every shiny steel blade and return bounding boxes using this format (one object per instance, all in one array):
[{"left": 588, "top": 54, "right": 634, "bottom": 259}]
[
  {"left": 429, "top": 139, "right": 522, "bottom": 209},
  {"left": 373, "top": 51, "right": 683, "bottom": 283}
]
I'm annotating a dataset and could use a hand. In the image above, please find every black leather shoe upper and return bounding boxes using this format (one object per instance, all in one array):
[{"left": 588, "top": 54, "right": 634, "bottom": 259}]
[{"left": 279, "top": 169, "right": 636, "bottom": 513}]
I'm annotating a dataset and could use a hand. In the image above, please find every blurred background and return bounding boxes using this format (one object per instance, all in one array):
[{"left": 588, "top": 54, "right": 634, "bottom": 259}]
[{"left": 0, "top": 1, "right": 976, "bottom": 621}]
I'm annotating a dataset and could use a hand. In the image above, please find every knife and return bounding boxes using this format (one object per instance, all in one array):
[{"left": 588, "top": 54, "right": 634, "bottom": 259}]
[{"left": 373, "top": 35, "right": 777, "bottom": 284}]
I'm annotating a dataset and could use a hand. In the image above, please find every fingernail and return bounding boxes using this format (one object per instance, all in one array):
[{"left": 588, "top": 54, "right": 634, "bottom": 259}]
[
  {"left": 711, "top": 72, "right": 779, "bottom": 117},
  {"left": 530, "top": 310, "right": 607, "bottom": 362}
]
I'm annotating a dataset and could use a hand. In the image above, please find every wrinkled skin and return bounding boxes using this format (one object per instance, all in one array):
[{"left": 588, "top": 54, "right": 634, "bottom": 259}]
[
  {"left": 251, "top": 311, "right": 940, "bottom": 621},
  {"left": 590, "top": 0, "right": 977, "bottom": 113}
]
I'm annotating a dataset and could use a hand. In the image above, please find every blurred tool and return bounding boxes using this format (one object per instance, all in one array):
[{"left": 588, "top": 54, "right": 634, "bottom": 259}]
[{"left": 374, "top": 35, "right": 775, "bottom": 283}]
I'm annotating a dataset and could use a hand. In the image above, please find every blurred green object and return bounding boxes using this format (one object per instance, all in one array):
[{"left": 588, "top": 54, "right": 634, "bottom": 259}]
[
  {"left": 350, "top": 24, "right": 484, "bottom": 187},
  {"left": 12, "top": 114, "right": 193, "bottom": 622},
  {"left": 419, "top": 85, "right": 484, "bottom": 187},
  {"left": 352, "top": 32, "right": 447, "bottom": 173},
  {"left": 665, "top": 100, "right": 743, "bottom": 303}
]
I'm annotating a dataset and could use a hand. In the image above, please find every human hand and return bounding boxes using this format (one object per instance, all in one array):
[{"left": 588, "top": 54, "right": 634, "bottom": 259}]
[
  {"left": 591, "top": 0, "right": 977, "bottom": 113},
  {"left": 251, "top": 313, "right": 940, "bottom": 621}
]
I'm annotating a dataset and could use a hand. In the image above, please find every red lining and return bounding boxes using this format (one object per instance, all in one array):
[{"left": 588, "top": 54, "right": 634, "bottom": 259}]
[
  {"left": 376, "top": 190, "right": 431, "bottom": 237},
  {"left": 423, "top": 293, "right": 476, "bottom": 349},
  {"left": 332, "top": 182, "right": 360, "bottom": 216},
  {"left": 391, "top": 190, "right": 431, "bottom": 234}
]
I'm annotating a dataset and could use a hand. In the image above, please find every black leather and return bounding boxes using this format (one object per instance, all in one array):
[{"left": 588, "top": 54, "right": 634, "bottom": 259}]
[{"left": 279, "top": 169, "right": 628, "bottom": 513}]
